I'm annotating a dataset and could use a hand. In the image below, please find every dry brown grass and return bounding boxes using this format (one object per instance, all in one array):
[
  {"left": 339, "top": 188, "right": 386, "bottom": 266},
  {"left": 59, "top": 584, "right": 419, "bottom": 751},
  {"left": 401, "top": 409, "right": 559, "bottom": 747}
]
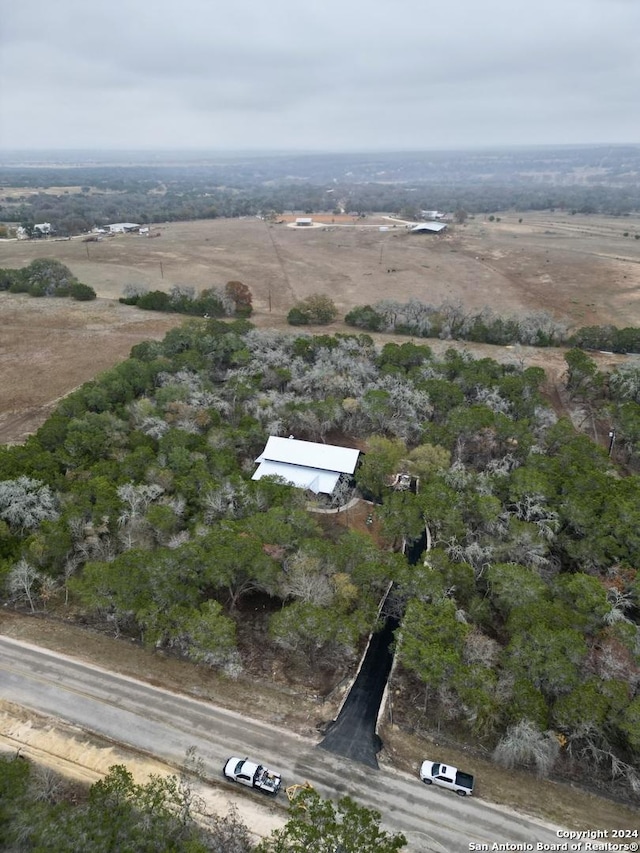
[
  {"left": 0, "top": 296, "right": 183, "bottom": 443},
  {"left": 2, "top": 210, "right": 638, "bottom": 444},
  {"left": 2, "top": 211, "right": 639, "bottom": 323}
]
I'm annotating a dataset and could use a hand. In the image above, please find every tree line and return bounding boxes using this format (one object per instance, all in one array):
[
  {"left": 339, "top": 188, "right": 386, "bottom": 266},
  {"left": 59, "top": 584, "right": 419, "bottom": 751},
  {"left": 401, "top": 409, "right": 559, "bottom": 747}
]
[
  {"left": 345, "top": 298, "right": 640, "bottom": 354},
  {"left": 120, "top": 280, "right": 253, "bottom": 318},
  {"left": 2, "top": 151, "right": 640, "bottom": 236}
]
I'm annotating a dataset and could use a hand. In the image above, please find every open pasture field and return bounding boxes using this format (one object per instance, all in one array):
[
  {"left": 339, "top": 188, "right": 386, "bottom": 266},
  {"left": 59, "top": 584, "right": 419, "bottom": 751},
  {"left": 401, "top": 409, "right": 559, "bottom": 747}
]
[
  {"left": 1, "top": 210, "right": 639, "bottom": 443},
  {"left": 0, "top": 297, "right": 181, "bottom": 443},
  {"left": 2, "top": 210, "right": 640, "bottom": 323}
]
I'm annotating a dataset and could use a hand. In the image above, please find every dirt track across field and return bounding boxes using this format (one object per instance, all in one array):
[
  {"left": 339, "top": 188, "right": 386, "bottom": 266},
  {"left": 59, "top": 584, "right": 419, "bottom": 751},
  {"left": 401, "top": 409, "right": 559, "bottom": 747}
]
[{"left": 1, "top": 211, "right": 640, "bottom": 444}]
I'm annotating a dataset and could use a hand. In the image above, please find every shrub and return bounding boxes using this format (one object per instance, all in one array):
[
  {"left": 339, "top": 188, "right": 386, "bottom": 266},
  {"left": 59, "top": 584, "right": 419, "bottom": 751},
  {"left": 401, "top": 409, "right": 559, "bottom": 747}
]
[
  {"left": 9, "top": 278, "right": 30, "bottom": 294},
  {"left": 345, "top": 304, "right": 385, "bottom": 331},
  {"left": 287, "top": 307, "right": 309, "bottom": 325},
  {"left": 136, "top": 290, "right": 172, "bottom": 311},
  {"left": 0, "top": 269, "right": 23, "bottom": 291},
  {"left": 493, "top": 719, "right": 560, "bottom": 778},
  {"left": 70, "top": 282, "right": 97, "bottom": 301},
  {"left": 168, "top": 285, "right": 196, "bottom": 313},
  {"left": 28, "top": 281, "right": 49, "bottom": 297},
  {"left": 194, "top": 290, "right": 225, "bottom": 317},
  {"left": 288, "top": 293, "right": 338, "bottom": 325}
]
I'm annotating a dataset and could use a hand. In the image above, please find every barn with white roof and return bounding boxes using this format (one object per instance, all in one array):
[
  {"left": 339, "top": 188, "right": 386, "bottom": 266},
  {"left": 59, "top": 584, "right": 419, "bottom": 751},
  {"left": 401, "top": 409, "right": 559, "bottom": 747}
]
[
  {"left": 252, "top": 436, "right": 360, "bottom": 495},
  {"left": 409, "top": 222, "right": 447, "bottom": 234}
]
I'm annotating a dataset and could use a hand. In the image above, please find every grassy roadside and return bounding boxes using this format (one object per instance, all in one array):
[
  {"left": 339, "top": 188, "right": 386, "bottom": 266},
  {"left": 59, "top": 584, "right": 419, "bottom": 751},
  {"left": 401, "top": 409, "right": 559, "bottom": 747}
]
[{"left": 379, "top": 723, "right": 637, "bottom": 830}]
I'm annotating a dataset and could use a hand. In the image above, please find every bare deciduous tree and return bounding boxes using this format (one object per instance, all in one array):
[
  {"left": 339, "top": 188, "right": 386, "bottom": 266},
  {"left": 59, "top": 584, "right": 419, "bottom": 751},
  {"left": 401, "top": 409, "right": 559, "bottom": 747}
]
[
  {"left": 0, "top": 476, "right": 59, "bottom": 533},
  {"left": 493, "top": 719, "right": 560, "bottom": 778},
  {"left": 463, "top": 628, "right": 501, "bottom": 668},
  {"left": 565, "top": 724, "right": 640, "bottom": 795},
  {"left": 281, "top": 552, "right": 334, "bottom": 606},
  {"left": 7, "top": 559, "right": 44, "bottom": 613},
  {"left": 122, "top": 283, "right": 149, "bottom": 299},
  {"left": 609, "top": 363, "right": 640, "bottom": 403},
  {"left": 31, "top": 764, "right": 67, "bottom": 804}
]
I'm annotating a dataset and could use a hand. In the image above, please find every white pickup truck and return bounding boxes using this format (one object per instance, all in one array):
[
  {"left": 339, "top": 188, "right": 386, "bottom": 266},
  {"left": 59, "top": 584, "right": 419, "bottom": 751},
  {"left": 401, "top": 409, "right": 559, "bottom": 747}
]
[
  {"left": 223, "top": 756, "right": 282, "bottom": 795},
  {"left": 419, "top": 759, "right": 474, "bottom": 796}
]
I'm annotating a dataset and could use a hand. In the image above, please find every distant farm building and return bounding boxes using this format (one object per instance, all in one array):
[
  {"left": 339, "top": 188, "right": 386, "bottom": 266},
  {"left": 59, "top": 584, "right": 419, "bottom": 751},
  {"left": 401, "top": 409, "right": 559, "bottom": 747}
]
[
  {"left": 409, "top": 222, "right": 447, "bottom": 234},
  {"left": 252, "top": 436, "right": 360, "bottom": 495},
  {"left": 295, "top": 217, "right": 313, "bottom": 227},
  {"left": 107, "top": 222, "right": 140, "bottom": 233},
  {"left": 421, "top": 210, "right": 446, "bottom": 220}
]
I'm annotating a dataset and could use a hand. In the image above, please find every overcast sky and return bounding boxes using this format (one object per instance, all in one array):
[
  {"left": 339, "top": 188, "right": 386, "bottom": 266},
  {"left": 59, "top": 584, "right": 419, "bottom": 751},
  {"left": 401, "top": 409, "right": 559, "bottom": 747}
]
[{"left": 1, "top": 0, "right": 639, "bottom": 152}]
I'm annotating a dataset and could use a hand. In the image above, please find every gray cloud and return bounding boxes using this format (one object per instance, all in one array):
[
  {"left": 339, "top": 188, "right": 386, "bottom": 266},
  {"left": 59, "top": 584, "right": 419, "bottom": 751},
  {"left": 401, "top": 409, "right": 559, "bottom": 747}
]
[{"left": 1, "top": 0, "right": 638, "bottom": 150}]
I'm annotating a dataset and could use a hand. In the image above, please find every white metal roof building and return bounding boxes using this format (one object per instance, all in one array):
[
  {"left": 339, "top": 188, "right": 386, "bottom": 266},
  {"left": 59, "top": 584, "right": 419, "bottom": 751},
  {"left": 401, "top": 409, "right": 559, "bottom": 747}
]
[
  {"left": 409, "top": 222, "right": 447, "bottom": 234},
  {"left": 107, "top": 222, "right": 140, "bottom": 233},
  {"left": 252, "top": 436, "right": 360, "bottom": 494}
]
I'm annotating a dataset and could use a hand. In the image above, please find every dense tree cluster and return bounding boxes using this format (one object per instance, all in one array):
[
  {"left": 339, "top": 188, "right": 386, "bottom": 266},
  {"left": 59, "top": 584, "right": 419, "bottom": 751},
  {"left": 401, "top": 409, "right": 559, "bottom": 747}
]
[
  {"left": 346, "top": 299, "right": 568, "bottom": 346},
  {"left": 562, "top": 348, "right": 640, "bottom": 469},
  {"left": 0, "top": 260, "right": 96, "bottom": 301},
  {"left": 0, "top": 322, "right": 638, "bottom": 797}
]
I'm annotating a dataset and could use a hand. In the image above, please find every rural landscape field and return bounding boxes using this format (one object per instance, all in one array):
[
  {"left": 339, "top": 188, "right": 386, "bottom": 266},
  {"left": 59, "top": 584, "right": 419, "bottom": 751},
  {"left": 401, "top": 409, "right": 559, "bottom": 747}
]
[
  {"left": 2, "top": 163, "right": 640, "bottom": 844},
  {"left": 2, "top": 0, "right": 640, "bottom": 840},
  {"left": 2, "top": 210, "right": 640, "bottom": 444}
]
